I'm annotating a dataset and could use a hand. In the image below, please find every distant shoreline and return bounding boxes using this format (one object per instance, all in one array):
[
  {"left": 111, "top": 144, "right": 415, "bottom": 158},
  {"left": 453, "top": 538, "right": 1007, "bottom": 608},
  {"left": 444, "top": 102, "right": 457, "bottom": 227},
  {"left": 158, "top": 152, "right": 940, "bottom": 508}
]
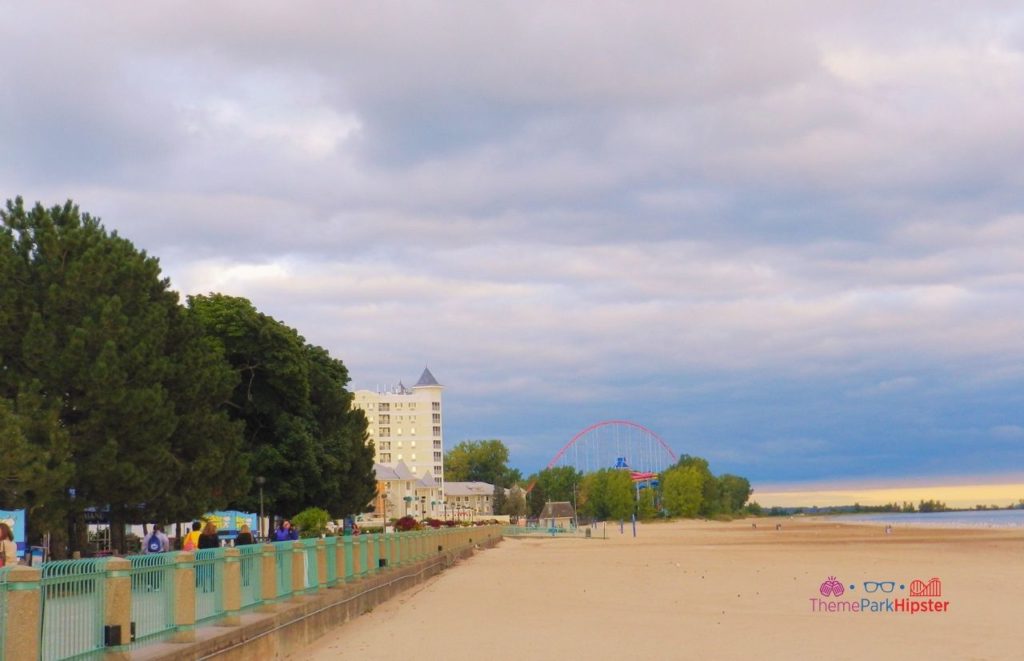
[{"left": 815, "top": 509, "right": 1024, "bottom": 529}]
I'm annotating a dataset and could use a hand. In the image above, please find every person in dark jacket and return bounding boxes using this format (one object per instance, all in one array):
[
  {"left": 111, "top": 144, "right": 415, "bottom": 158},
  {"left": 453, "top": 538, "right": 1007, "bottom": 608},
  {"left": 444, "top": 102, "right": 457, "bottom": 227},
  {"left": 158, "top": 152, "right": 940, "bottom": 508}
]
[
  {"left": 198, "top": 522, "right": 220, "bottom": 549},
  {"left": 234, "top": 524, "right": 255, "bottom": 546}
]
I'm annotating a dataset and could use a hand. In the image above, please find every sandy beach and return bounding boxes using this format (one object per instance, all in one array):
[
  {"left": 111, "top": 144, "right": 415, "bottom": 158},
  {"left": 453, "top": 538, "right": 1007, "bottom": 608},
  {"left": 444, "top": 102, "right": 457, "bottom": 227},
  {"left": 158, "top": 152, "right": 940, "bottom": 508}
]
[{"left": 295, "top": 519, "right": 1024, "bottom": 661}]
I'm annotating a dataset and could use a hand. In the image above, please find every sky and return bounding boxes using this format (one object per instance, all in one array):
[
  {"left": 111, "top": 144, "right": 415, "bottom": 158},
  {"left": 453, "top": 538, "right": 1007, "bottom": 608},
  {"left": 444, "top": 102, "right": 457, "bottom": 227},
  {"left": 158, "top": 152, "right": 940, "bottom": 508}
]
[{"left": 2, "top": 2, "right": 1024, "bottom": 494}]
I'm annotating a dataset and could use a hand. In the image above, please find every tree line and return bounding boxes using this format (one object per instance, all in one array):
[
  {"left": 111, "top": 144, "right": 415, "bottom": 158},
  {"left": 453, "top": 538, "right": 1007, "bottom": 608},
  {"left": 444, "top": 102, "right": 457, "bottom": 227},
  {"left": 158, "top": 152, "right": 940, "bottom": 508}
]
[
  {"left": 0, "top": 199, "right": 376, "bottom": 557},
  {"left": 444, "top": 439, "right": 752, "bottom": 522}
]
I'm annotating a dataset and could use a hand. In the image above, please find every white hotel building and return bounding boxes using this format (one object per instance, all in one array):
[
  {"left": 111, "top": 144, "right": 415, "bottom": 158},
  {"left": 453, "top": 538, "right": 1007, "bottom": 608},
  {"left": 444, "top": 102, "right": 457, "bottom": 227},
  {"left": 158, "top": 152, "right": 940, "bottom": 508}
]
[{"left": 353, "top": 368, "right": 446, "bottom": 518}]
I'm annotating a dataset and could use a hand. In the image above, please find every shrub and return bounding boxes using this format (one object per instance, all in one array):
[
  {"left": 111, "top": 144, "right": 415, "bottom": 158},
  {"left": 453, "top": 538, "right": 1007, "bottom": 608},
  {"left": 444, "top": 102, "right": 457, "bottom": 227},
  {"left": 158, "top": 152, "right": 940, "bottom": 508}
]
[
  {"left": 292, "top": 507, "right": 331, "bottom": 538},
  {"left": 394, "top": 515, "right": 420, "bottom": 532}
]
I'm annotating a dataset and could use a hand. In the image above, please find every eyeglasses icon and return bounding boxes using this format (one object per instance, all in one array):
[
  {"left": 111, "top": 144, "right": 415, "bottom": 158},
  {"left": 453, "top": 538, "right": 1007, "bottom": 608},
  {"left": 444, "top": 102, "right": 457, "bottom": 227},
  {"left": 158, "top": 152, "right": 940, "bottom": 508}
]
[{"left": 863, "top": 581, "right": 895, "bottom": 593}]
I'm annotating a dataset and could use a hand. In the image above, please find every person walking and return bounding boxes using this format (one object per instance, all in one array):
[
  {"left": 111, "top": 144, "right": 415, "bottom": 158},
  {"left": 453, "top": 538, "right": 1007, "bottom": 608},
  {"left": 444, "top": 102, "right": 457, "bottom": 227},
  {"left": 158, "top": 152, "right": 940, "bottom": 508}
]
[
  {"left": 182, "top": 521, "right": 202, "bottom": 551},
  {"left": 0, "top": 522, "right": 17, "bottom": 567},
  {"left": 143, "top": 524, "right": 170, "bottom": 554}
]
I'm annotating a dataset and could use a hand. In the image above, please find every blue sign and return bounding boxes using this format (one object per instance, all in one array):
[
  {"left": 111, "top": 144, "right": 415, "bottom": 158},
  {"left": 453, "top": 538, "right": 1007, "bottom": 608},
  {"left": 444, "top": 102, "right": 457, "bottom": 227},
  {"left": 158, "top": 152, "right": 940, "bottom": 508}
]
[
  {"left": 0, "top": 509, "right": 26, "bottom": 558},
  {"left": 206, "top": 510, "right": 258, "bottom": 535}
]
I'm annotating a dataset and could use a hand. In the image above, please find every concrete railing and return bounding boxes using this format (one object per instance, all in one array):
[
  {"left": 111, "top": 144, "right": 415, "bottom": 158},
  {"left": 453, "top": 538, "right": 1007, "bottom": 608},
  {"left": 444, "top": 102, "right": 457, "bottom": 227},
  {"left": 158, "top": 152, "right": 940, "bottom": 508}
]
[{"left": 2, "top": 524, "right": 503, "bottom": 660}]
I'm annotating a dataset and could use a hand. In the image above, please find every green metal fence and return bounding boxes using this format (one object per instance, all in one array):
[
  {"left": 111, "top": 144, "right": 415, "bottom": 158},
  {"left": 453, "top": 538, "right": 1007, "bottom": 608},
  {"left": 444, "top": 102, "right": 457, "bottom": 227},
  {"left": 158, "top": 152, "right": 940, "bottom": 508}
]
[
  {"left": 193, "top": 548, "right": 225, "bottom": 623},
  {"left": 129, "top": 553, "right": 176, "bottom": 648},
  {"left": 272, "top": 541, "right": 293, "bottom": 599},
  {"left": 237, "top": 544, "right": 262, "bottom": 609},
  {"left": 40, "top": 558, "right": 107, "bottom": 661}
]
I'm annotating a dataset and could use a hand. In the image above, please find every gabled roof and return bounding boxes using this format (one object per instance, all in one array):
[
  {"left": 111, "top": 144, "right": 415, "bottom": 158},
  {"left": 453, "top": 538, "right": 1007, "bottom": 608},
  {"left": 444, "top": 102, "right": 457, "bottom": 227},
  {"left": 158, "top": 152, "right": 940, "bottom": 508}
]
[
  {"left": 413, "top": 367, "right": 440, "bottom": 388},
  {"left": 539, "top": 501, "right": 576, "bottom": 519},
  {"left": 375, "top": 461, "right": 417, "bottom": 482},
  {"left": 416, "top": 471, "right": 437, "bottom": 489},
  {"left": 444, "top": 481, "right": 497, "bottom": 496}
]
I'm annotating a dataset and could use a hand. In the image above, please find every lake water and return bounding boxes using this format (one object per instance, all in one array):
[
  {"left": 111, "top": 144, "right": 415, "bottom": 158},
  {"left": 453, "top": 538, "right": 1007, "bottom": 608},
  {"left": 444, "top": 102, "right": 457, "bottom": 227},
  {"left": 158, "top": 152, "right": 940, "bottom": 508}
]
[{"left": 836, "top": 509, "right": 1024, "bottom": 528}]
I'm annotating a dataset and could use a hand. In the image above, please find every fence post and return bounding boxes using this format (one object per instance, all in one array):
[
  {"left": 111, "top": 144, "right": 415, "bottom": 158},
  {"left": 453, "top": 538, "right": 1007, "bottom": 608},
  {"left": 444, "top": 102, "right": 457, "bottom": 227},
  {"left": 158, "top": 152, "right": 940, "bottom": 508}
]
[
  {"left": 102, "top": 556, "right": 132, "bottom": 656},
  {"left": 343, "top": 536, "right": 354, "bottom": 582},
  {"left": 222, "top": 547, "right": 241, "bottom": 625},
  {"left": 291, "top": 541, "right": 305, "bottom": 595},
  {"left": 316, "top": 539, "right": 328, "bottom": 588},
  {"left": 172, "top": 552, "right": 197, "bottom": 642},
  {"left": 259, "top": 544, "right": 276, "bottom": 606},
  {"left": 366, "top": 534, "right": 378, "bottom": 574},
  {"left": 3, "top": 566, "right": 41, "bottom": 661}
]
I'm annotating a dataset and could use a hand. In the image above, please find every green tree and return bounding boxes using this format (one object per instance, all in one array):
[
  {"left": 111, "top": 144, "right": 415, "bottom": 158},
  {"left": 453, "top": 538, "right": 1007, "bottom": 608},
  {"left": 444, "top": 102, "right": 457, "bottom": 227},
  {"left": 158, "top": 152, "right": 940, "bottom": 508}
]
[
  {"left": 526, "top": 466, "right": 582, "bottom": 517},
  {"left": 444, "top": 439, "right": 514, "bottom": 486},
  {"left": 717, "top": 474, "right": 752, "bottom": 513},
  {"left": 579, "top": 469, "right": 634, "bottom": 521},
  {"left": 662, "top": 465, "right": 704, "bottom": 517},
  {"left": 637, "top": 487, "right": 658, "bottom": 521},
  {"left": 491, "top": 483, "right": 507, "bottom": 517},
  {"left": 0, "top": 199, "right": 244, "bottom": 556},
  {"left": 189, "top": 294, "right": 373, "bottom": 520},
  {"left": 674, "top": 454, "right": 719, "bottom": 516},
  {"left": 505, "top": 484, "right": 527, "bottom": 523}
]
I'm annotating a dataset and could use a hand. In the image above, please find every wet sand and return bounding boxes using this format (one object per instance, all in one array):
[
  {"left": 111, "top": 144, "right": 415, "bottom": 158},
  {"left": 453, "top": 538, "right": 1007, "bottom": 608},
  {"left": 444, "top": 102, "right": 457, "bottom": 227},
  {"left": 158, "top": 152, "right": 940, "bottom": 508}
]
[{"left": 297, "top": 519, "right": 1024, "bottom": 660}]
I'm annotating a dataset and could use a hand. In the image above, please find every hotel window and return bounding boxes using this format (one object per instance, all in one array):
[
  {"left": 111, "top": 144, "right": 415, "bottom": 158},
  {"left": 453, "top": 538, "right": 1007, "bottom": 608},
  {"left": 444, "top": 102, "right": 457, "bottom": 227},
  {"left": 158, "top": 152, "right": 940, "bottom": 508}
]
[
  {"left": 433, "top": 441, "right": 441, "bottom": 449},
  {"left": 378, "top": 403, "right": 389, "bottom": 411},
  {"left": 380, "top": 427, "right": 390, "bottom": 437},
  {"left": 434, "top": 464, "right": 442, "bottom": 474},
  {"left": 432, "top": 402, "right": 440, "bottom": 411},
  {"left": 379, "top": 414, "right": 390, "bottom": 424},
  {"left": 433, "top": 426, "right": 441, "bottom": 436},
  {"left": 397, "top": 454, "right": 402, "bottom": 461},
  {"left": 409, "top": 403, "right": 417, "bottom": 410},
  {"left": 381, "top": 453, "right": 391, "bottom": 462},
  {"left": 396, "top": 402, "right": 403, "bottom": 409},
  {"left": 432, "top": 414, "right": 441, "bottom": 423},
  {"left": 411, "top": 454, "right": 417, "bottom": 461},
  {"left": 433, "top": 452, "right": 442, "bottom": 461},
  {"left": 397, "top": 428, "right": 403, "bottom": 435},
  {"left": 380, "top": 442, "right": 390, "bottom": 451},
  {"left": 411, "top": 428, "right": 416, "bottom": 435},
  {"left": 397, "top": 441, "right": 403, "bottom": 448}
]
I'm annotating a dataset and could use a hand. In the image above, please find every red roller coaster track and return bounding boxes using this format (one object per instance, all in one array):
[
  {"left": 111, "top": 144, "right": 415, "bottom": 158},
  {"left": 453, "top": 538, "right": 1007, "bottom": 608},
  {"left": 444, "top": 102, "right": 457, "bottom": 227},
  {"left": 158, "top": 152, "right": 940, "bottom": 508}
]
[{"left": 526, "top": 420, "right": 677, "bottom": 493}]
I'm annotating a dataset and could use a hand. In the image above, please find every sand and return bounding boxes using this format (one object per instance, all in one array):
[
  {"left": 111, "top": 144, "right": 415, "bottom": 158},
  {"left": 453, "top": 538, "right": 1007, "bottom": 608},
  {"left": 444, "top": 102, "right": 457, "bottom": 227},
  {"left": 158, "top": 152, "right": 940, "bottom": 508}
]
[{"left": 297, "top": 519, "right": 1024, "bottom": 660}]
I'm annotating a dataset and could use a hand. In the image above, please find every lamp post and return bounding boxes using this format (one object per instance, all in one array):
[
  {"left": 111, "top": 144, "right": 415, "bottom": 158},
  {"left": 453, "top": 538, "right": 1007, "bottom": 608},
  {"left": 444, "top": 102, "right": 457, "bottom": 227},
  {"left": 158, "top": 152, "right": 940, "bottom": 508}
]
[{"left": 255, "top": 476, "right": 266, "bottom": 541}]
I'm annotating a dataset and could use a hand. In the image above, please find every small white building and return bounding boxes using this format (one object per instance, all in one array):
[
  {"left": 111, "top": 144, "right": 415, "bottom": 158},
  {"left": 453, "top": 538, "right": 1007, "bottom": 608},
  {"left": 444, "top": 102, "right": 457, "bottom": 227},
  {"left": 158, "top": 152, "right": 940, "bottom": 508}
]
[
  {"left": 374, "top": 461, "right": 443, "bottom": 520},
  {"left": 443, "top": 482, "right": 504, "bottom": 518}
]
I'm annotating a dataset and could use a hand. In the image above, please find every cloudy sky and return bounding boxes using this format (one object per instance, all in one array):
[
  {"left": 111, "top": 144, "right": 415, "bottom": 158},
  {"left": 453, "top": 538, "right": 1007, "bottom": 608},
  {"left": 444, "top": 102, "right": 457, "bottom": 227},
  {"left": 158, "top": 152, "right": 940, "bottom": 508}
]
[{"left": 3, "top": 2, "right": 1024, "bottom": 489}]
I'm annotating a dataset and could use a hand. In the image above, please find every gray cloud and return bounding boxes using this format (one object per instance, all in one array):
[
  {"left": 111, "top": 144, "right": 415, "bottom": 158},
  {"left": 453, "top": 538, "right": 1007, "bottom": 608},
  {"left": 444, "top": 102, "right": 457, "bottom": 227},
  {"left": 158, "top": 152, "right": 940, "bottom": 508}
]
[{"left": 3, "top": 1, "right": 1024, "bottom": 481}]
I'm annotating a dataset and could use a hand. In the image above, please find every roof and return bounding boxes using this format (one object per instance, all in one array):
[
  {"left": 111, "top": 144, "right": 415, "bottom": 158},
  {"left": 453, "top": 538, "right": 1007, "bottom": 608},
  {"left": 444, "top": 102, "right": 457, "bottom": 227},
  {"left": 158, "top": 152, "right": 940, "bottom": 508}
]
[
  {"left": 416, "top": 471, "right": 438, "bottom": 489},
  {"left": 374, "top": 460, "right": 417, "bottom": 482},
  {"left": 413, "top": 367, "right": 440, "bottom": 388},
  {"left": 539, "top": 501, "right": 576, "bottom": 519},
  {"left": 444, "top": 481, "right": 497, "bottom": 496}
]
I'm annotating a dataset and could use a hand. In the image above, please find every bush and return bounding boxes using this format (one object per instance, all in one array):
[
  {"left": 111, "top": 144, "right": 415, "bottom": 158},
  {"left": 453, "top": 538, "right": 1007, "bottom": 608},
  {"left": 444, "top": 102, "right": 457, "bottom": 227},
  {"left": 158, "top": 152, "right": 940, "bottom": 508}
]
[
  {"left": 292, "top": 507, "right": 331, "bottom": 538},
  {"left": 422, "top": 518, "right": 443, "bottom": 529},
  {"left": 394, "top": 515, "right": 420, "bottom": 532}
]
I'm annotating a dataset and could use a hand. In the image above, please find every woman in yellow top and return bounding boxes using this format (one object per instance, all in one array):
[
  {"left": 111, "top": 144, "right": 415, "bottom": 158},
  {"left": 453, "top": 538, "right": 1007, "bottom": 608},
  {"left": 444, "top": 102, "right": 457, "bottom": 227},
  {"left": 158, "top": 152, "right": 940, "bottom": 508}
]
[
  {"left": 0, "top": 522, "right": 17, "bottom": 566},
  {"left": 182, "top": 521, "right": 203, "bottom": 551}
]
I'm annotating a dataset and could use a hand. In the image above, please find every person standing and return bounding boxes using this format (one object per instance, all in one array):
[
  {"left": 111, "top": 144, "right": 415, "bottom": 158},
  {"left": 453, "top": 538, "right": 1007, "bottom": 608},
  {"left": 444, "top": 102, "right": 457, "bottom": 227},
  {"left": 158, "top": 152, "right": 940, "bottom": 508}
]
[
  {"left": 234, "top": 524, "right": 255, "bottom": 546},
  {"left": 274, "top": 520, "right": 298, "bottom": 541},
  {"left": 143, "top": 524, "right": 170, "bottom": 554},
  {"left": 198, "top": 522, "right": 220, "bottom": 549},
  {"left": 0, "top": 522, "right": 17, "bottom": 567}
]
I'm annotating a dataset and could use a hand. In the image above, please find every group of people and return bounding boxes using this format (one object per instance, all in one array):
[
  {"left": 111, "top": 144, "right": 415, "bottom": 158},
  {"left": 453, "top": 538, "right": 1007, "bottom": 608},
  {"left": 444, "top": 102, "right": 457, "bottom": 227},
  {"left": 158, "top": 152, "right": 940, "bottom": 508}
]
[{"left": 140, "top": 519, "right": 300, "bottom": 554}]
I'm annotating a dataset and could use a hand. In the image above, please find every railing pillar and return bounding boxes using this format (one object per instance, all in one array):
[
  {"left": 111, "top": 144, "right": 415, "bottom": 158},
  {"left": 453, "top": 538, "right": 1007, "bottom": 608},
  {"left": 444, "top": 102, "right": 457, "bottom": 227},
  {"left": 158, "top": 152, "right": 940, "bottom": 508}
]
[
  {"left": 172, "top": 552, "right": 197, "bottom": 642},
  {"left": 367, "top": 534, "right": 378, "bottom": 574},
  {"left": 291, "top": 541, "right": 305, "bottom": 595},
  {"left": 358, "top": 535, "right": 369, "bottom": 577},
  {"left": 343, "top": 535, "right": 354, "bottom": 582},
  {"left": 379, "top": 533, "right": 390, "bottom": 569},
  {"left": 222, "top": 548, "right": 241, "bottom": 624},
  {"left": 3, "top": 566, "right": 41, "bottom": 661},
  {"left": 259, "top": 544, "right": 276, "bottom": 605},
  {"left": 102, "top": 557, "right": 132, "bottom": 657},
  {"left": 316, "top": 539, "right": 328, "bottom": 588}
]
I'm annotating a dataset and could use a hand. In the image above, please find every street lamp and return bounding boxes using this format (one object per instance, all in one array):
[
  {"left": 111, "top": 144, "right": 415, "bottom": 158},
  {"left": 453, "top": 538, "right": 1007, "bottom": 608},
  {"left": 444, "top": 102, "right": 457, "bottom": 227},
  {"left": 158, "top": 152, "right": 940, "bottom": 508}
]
[{"left": 255, "top": 476, "right": 266, "bottom": 541}]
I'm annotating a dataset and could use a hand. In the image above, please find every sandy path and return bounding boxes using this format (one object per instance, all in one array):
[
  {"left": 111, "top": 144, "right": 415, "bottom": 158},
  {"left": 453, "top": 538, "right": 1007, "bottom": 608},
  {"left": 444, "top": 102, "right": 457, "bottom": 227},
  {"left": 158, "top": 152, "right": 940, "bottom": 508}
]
[{"left": 297, "top": 520, "right": 1024, "bottom": 660}]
